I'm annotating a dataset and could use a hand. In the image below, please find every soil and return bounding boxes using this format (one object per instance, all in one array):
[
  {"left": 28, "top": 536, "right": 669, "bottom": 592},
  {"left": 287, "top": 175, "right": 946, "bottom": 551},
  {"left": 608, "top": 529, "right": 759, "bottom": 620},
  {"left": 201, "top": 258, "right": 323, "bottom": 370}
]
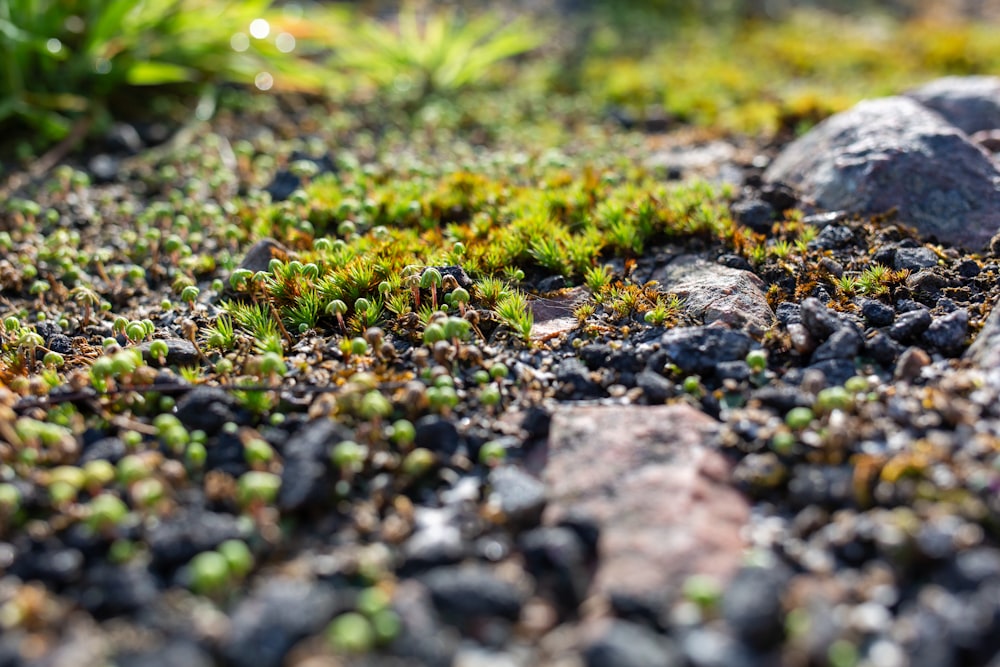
[{"left": 3, "top": 86, "right": 1000, "bottom": 667}]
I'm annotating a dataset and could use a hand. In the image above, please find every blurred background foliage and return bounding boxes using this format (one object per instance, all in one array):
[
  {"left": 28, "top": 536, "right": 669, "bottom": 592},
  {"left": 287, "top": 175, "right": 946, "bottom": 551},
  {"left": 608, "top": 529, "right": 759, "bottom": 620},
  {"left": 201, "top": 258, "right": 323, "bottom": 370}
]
[{"left": 3, "top": 0, "right": 1000, "bottom": 163}]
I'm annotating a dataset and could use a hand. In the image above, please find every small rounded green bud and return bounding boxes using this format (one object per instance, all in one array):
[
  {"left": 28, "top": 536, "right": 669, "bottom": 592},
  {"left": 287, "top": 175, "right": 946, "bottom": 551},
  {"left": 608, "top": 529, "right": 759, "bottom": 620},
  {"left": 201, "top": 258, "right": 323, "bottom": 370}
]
[
  {"left": 423, "top": 323, "right": 445, "bottom": 345},
  {"left": 479, "top": 384, "right": 501, "bottom": 407},
  {"left": 238, "top": 471, "right": 281, "bottom": 506},
  {"left": 844, "top": 375, "right": 869, "bottom": 394},
  {"left": 327, "top": 612, "right": 375, "bottom": 653},
  {"left": 181, "top": 285, "right": 200, "bottom": 304},
  {"left": 42, "top": 351, "right": 64, "bottom": 367},
  {"left": 244, "top": 438, "right": 274, "bottom": 465},
  {"left": 218, "top": 539, "right": 254, "bottom": 578},
  {"left": 770, "top": 431, "right": 796, "bottom": 455},
  {"left": 745, "top": 349, "right": 767, "bottom": 373},
  {"left": 149, "top": 339, "right": 169, "bottom": 362},
  {"left": 816, "top": 386, "right": 852, "bottom": 413},
  {"left": 785, "top": 406, "right": 814, "bottom": 430},
  {"left": 331, "top": 440, "right": 367, "bottom": 472},
  {"left": 83, "top": 459, "right": 116, "bottom": 488},
  {"left": 682, "top": 376, "right": 701, "bottom": 395},
  {"left": 0, "top": 483, "right": 22, "bottom": 514},
  {"left": 478, "top": 439, "right": 506, "bottom": 465},
  {"left": 186, "top": 441, "right": 207, "bottom": 468},
  {"left": 390, "top": 419, "right": 415, "bottom": 446},
  {"left": 401, "top": 448, "right": 436, "bottom": 477},
  {"left": 86, "top": 493, "right": 129, "bottom": 530},
  {"left": 350, "top": 337, "right": 369, "bottom": 356},
  {"left": 189, "top": 550, "right": 230, "bottom": 595}
]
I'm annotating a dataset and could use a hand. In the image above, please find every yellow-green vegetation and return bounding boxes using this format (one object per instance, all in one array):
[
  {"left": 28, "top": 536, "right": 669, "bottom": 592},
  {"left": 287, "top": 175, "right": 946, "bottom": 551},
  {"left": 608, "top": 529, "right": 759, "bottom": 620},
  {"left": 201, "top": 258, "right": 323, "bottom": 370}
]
[{"left": 580, "top": 10, "right": 1000, "bottom": 134}]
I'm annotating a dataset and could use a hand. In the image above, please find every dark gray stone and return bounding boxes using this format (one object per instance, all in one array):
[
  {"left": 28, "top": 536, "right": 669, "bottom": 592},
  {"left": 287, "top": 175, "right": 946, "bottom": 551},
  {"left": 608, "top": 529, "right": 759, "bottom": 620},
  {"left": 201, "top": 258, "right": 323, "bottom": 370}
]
[
  {"left": 906, "top": 75, "right": 1000, "bottom": 135},
  {"left": 716, "top": 360, "right": 750, "bottom": 382},
  {"left": 751, "top": 385, "right": 812, "bottom": 413},
  {"left": 414, "top": 415, "right": 461, "bottom": 455},
  {"left": 636, "top": 368, "right": 673, "bottom": 403},
  {"left": 922, "top": 309, "right": 969, "bottom": 354},
  {"left": 760, "top": 181, "right": 798, "bottom": 211},
  {"left": 46, "top": 333, "right": 73, "bottom": 355},
  {"left": 174, "top": 386, "right": 236, "bottom": 433},
  {"left": 731, "top": 198, "right": 775, "bottom": 233},
  {"left": 787, "top": 465, "right": 855, "bottom": 510},
  {"left": 146, "top": 510, "right": 242, "bottom": 570},
  {"left": 806, "top": 359, "right": 858, "bottom": 387},
  {"left": 660, "top": 326, "right": 755, "bottom": 376},
  {"left": 765, "top": 96, "right": 1000, "bottom": 250},
  {"left": 894, "top": 247, "right": 940, "bottom": 271},
  {"left": 390, "top": 580, "right": 458, "bottom": 667},
  {"left": 235, "top": 238, "right": 290, "bottom": 275},
  {"left": 937, "top": 548, "right": 1000, "bottom": 592},
  {"left": 811, "top": 327, "right": 863, "bottom": 362},
  {"left": 421, "top": 564, "right": 526, "bottom": 622},
  {"left": 865, "top": 331, "right": 904, "bottom": 365},
  {"left": 682, "top": 628, "right": 758, "bottom": 667},
  {"left": 554, "top": 356, "right": 601, "bottom": 397},
  {"left": 800, "top": 298, "right": 845, "bottom": 341},
  {"left": 137, "top": 338, "right": 199, "bottom": 367},
  {"left": 722, "top": 566, "right": 789, "bottom": 650},
  {"left": 403, "top": 521, "right": 466, "bottom": 572},
  {"left": 861, "top": 299, "right": 895, "bottom": 327},
  {"left": 519, "top": 526, "right": 591, "bottom": 609},
  {"left": 775, "top": 302, "right": 801, "bottom": 325},
  {"left": 907, "top": 269, "right": 948, "bottom": 299},
  {"left": 278, "top": 418, "right": 348, "bottom": 512},
  {"left": 808, "top": 223, "right": 854, "bottom": 250},
  {"left": 221, "top": 579, "right": 344, "bottom": 667},
  {"left": 488, "top": 465, "right": 546, "bottom": 525},
  {"left": 116, "top": 641, "right": 213, "bottom": 667},
  {"left": 583, "top": 620, "right": 683, "bottom": 667},
  {"left": 888, "top": 308, "right": 933, "bottom": 342},
  {"left": 205, "top": 430, "right": 248, "bottom": 477},
  {"left": 79, "top": 562, "right": 160, "bottom": 618},
  {"left": 79, "top": 436, "right": 127, "bottom": 464}
]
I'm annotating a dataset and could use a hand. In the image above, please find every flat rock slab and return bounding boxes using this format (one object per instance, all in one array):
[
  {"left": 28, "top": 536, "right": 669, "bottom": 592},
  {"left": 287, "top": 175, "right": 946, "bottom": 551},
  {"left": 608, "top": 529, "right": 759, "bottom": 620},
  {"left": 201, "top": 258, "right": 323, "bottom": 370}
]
[
  {"left": 530, "top": 287, "right": 589, "bottom": 342},
  {"left": 765, "top": 96, "right": 1000, "bottom": 250},
  {"left": 650, "top": 255, "right": 774, "bottom": 334},
  {"left": 543, "top": 404, "right": 749, "bottom": 608},
  {"left": 906, "top": 75, "right": 1000, "bottom": 135}
]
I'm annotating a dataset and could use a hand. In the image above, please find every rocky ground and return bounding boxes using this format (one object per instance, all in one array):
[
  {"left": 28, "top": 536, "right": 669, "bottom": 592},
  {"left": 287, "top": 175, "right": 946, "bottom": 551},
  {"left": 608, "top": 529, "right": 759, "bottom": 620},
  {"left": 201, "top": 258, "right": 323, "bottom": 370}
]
[{"left": 5, "top": 72, "right": 1000, "bottom": 667}]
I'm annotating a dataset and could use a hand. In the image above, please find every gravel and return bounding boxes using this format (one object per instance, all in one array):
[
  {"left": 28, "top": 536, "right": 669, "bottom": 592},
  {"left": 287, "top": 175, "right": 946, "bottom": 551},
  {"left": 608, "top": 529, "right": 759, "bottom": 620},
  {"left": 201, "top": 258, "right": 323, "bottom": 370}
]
[{"left": 7, "top": 68, "right": 1000, "bottom": 667}]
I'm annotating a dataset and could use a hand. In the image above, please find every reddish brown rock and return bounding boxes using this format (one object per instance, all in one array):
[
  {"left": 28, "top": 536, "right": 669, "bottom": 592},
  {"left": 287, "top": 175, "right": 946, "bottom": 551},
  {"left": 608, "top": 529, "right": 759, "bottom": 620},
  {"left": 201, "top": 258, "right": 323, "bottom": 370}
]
[
  {"left": 543, "top": 404, "right": 749, "bottom": 609},
  {"left": 650, "top": 255, "right": 774, "bottom": 335}
]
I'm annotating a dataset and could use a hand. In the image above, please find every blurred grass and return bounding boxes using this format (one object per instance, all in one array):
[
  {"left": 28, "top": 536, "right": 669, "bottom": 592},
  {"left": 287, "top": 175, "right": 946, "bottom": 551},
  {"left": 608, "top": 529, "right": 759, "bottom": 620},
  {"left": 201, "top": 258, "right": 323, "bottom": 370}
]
[{"left": 4, "top": 0, "right": 1000, "bottom": 165}]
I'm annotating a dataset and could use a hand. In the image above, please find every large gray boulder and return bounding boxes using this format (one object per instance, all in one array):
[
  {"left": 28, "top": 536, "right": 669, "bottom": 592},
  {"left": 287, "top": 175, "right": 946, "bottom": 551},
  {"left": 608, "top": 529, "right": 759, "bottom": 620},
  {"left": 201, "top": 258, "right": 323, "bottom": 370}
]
[
  {"left": 905, "top": 75, "right": 1000, "bottom": 135},
  {"left": 764, "top": 96, "right": 1000, "bottom": 250}
]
